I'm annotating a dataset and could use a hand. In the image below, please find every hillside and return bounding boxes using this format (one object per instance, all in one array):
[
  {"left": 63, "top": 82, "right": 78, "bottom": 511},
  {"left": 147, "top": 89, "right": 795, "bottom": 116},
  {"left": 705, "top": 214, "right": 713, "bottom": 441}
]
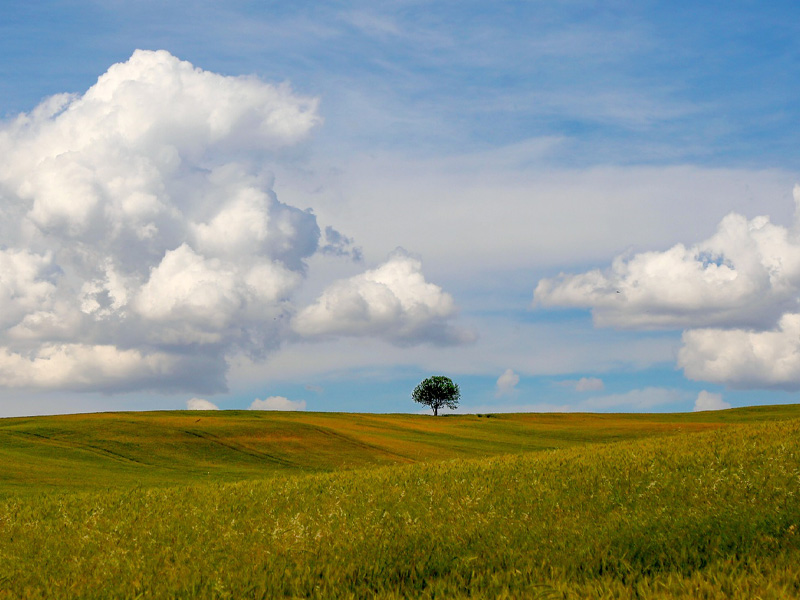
[
  {"left": 1, "top": 404, "right": 799, "bottom": 496},
  {"left": 1, "top": 416, "right": 798, "bottom": 598}
]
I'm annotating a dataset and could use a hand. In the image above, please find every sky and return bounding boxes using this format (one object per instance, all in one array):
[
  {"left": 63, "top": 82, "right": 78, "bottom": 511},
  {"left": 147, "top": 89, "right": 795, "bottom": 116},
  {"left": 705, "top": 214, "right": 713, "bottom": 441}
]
[{"left": 1, "top": 1, "right": 800, "bottom": 417}]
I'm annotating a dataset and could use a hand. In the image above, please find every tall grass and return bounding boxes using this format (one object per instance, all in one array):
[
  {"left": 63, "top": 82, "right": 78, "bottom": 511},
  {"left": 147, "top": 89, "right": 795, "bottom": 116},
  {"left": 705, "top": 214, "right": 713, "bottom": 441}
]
[{"left": 1, "top": 419, "right": 798, "bottom": 598}]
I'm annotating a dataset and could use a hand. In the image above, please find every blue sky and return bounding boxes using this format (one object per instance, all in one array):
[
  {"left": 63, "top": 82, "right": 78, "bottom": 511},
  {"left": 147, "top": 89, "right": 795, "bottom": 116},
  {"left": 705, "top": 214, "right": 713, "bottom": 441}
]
[{"left": 0, "top": 1, "right": 799, "bottom": 416}]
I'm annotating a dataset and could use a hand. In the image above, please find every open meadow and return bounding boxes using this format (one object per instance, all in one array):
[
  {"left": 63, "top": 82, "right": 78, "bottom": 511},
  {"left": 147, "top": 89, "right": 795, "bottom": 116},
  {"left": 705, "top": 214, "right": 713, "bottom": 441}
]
[{"left": 1, "top": 406, "right": 799, "bottom": 598}]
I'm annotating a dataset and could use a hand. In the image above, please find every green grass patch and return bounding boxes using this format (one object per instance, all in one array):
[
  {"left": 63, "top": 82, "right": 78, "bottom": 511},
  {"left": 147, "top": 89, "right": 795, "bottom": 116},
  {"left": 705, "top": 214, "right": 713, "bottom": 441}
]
[{"left": 1, "top": 413, "right": 799, "bottom": 598}]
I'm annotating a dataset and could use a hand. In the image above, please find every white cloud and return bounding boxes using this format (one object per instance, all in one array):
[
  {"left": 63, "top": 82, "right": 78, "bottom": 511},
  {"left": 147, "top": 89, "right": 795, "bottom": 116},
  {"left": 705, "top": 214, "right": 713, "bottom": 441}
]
[
  {"left": 0, "top": 249, "right": 58, "bottom": 330},
  {"left": 0, "top": 344, "right": 227, "bottom": 393},
  {"left": 293, "top": 249, "right": 473, "bottom": 345},
  {"left": 679, "top": 314, "right": 800, "bottom": 390},
  {"left": 249, "top": 396, "right": 306, "bottom": 411},
  {"left": 0, "top": 50, "right": 320, "bottom": 393},
  {"left": 535, "top": 187, "right": 800, "bottom": 391},
  {"left": 693, "top": 390, "right": 730, "bottom": 412},
  {"left": 535, "top": 188, "right": 800, "bottom": 330},
  {"left": 187, "top": 398, "right": 220, "bottom": 410},
  {"left": 134, "top": 244, "right": 240, "bottom": 341},
  {"left": 495, "top": 368, "right": 519, "bottom": 396},
  {"left": 0, "top": 50, "right": 464, "bottom": 395},
  {"left": 575, "top": 377, "right": 604, "bottom": 392}
]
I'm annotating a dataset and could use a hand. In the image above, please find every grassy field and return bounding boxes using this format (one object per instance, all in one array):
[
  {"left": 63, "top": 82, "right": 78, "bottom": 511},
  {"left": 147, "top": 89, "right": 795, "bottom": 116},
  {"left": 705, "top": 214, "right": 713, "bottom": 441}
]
[
  {"left": 1, "top": 406, "right": 799, "bottom": 598},
  {"left": 1, "top": 405, "right": 798, "bottom": 496}
]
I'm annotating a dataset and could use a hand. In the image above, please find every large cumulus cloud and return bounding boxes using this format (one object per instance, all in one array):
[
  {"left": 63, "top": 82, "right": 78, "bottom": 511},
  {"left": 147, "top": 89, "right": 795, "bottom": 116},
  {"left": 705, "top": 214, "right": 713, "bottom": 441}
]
[
  {"left": 534, "top": 186, "right": 800, "bottom": 390},
  {"left": 0, "top": 50, "right": 464, "bottom": 394}
]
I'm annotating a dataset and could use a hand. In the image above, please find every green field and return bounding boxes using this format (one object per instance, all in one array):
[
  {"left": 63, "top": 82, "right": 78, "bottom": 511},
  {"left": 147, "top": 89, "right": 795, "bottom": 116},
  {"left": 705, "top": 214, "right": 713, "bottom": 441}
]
[{"left": 1, "top": 406, "right": 799, "bottom": 598}]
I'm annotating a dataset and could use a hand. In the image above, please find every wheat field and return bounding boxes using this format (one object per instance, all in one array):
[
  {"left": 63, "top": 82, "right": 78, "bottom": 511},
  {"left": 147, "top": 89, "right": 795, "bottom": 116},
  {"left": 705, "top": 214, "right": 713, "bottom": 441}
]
[{"left": 1, "top": 407, "right": 799, "bottom": 598}]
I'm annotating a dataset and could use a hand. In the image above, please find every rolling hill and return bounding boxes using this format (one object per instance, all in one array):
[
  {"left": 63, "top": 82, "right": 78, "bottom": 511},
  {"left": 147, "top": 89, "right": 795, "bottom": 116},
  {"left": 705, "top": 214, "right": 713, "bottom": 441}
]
[
  {"left": 1, "top": 404, "right": 798, "bottom": 496},
  {"left": 1, "top": 408, "right": 799, "bottom": 598}
]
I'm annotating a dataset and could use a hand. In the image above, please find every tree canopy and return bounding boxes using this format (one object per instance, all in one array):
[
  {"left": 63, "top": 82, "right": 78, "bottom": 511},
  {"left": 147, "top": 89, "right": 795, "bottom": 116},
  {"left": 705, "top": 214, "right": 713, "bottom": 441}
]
[{"left": 412, "top": 376, "right": 460, "bottom": 416}]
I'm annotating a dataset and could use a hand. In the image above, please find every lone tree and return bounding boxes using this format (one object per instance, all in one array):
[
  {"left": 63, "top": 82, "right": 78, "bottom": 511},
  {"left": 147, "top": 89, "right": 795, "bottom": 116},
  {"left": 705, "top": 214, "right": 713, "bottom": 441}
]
[{"left": 412, "top": 375, "right": 460, "bottom": 416}]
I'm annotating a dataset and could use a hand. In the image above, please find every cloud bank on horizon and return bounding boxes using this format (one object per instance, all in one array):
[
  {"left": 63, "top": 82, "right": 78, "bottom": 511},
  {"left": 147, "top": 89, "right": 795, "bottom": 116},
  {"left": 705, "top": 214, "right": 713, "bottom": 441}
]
[
  {"left": 249, "top": 395, "right": 306, "bottom": 411},
  {"left": 0, "top": 50, "right": 468, "bottom": 394},
  {"left": 535, "top": 186, "right": 800, "bottom": 390}
]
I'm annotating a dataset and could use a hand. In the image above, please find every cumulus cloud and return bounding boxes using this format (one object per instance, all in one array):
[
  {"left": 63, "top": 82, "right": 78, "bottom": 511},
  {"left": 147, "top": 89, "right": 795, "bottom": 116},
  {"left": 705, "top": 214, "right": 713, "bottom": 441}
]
[
  {"left": 0, "top": 50, "right": 319, "bottom": 393},
  {"left": 0, "top": 344, "right": 225, "bottom": 392},
  {"left": 679, "top": 314, "right": 800, "bottom": 390},
  {"left": 535, "top": 187, "right": 800, "bottom": 330},
  {"left": 535, "top": 188, "right": 800, "bottom": 390},
  {"left": 0, "top": 50, "right": 463, "bottom": 395},
  {"left": 187, "top": 398, "right": 220, "bottom": 410},
  {"left": 249, "top": 396, "right": 306, "bottom": 411},
  {"left": 495, "top": 368, "right": 520, "bottom": 396},
  {"left": 693, "top": 390, "right": 730, "bottom": 412},
  {"left": 293, "top": 249, "right": 473, "bottom": 345}
]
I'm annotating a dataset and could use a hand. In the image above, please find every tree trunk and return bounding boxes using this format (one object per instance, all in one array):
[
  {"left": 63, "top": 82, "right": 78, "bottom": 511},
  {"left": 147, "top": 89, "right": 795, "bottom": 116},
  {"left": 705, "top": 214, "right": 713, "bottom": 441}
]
[{"left": 433, "top": 406, "right": 438, "bottom": 416}]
